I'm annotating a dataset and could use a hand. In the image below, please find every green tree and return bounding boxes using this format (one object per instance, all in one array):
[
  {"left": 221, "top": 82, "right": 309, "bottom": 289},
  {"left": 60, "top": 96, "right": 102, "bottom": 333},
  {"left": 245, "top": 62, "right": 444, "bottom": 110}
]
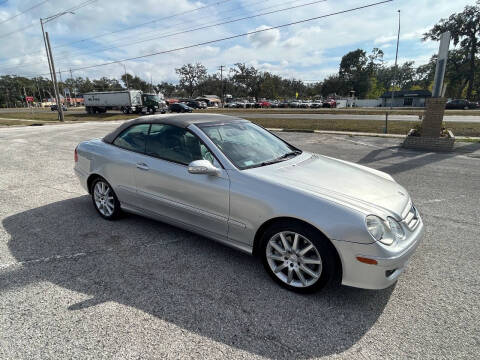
[
  {"left": 155, "top": 81, "right": 176, "bottom": 97},
  {"left": 321, "top": 75, "right": 346, "bottom": 97},
  {"left": 365, "top": 76, "right": 385, "bottom": 99},
  {"left": 230, "top": 63, "right": 263, "bottom": 100},
  {"left": 121, "top": 73, "right": 150, "bottom": 92},
  {"left": 175, "top": 63, "right": 207, "bottom": 98},
  {"left": 423, "top": 1, "right": 480, "bottom": 99},
  {"left": 339, "top": 49, "right": 370, "bottom": 97}
]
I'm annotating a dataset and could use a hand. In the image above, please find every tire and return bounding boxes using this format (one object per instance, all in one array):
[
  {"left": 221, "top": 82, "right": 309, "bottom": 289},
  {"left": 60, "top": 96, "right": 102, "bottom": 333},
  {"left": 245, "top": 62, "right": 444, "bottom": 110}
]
[
  {"left": 91, "top": 177, "right": 121, "bottom": 220},
  {"left": 260, "top": 221, "right": 339, "bottom": 293},
  {"left": 122, "top": 107, "right": 128, "bottom": 114}
]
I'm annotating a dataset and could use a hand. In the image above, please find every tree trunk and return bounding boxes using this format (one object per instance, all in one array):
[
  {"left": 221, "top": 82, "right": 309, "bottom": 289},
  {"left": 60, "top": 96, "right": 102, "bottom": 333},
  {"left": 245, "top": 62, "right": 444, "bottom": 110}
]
[{"left": 466, "top": 39, "right": 477, "bottom": 100}]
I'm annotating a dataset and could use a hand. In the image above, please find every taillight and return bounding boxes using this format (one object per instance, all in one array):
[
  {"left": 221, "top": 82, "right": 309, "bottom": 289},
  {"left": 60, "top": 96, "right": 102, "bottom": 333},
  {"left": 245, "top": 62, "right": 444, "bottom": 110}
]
[{"left": 74, "top": 147, "right": 78, "bottom": 162}]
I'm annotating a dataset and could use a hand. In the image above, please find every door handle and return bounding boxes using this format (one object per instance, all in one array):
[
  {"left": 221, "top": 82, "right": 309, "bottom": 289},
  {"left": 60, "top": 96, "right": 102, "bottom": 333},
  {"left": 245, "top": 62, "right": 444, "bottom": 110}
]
[{"left": 136, "top": 162, "right": 149, "bottom": 171}]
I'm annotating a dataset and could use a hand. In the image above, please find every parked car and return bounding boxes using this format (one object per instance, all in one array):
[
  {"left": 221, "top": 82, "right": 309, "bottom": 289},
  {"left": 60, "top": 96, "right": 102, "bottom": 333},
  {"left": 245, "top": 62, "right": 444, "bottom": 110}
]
[
  {"left": 74, "top": 114, "right": 424, "bottom": 293},
  {"left": 322, "top": 99, "right": 337, "bottom": 108},
  {"left": 257, "top": 100, "right": 271, "bottom": 108},
  {"left": 184, "top": 100, "right": 205, "bottom": 109},
  {"left": 278, "top": 101, "right": 289, "bottom": 108},
  {"left": 169, "top": 103, "right": 192, "bottom": 113},
  {"left": 445, "top": 99, "right": 478, "bottom": 110},
  {"left": 235, "top": 101, "right": 247, "bottom": 108},
  {"left": 51, "top": 104, "right": 67, "bottom": 111},
  {"left": 311, "top": 101, "right": 323, "bottom": 108}
]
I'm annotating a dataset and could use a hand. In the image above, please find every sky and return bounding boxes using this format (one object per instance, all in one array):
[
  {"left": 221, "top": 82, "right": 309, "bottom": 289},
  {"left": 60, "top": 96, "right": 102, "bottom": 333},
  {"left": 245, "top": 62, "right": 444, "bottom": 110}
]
[{"left": 0, "top": 0, "right": 475, "bottom": 84}]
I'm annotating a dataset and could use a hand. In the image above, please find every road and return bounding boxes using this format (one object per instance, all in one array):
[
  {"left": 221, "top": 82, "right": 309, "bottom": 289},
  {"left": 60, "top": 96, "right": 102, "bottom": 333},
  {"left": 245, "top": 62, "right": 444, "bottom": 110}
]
[
  {"left": 2, "top": 107, "right": 480, "bottom": 123},
  {"left": 1, "top": 121, "right": 479, "bottom": 359},
  {"left": 233, "top": 112, "right": 480, "bottom": 123}
]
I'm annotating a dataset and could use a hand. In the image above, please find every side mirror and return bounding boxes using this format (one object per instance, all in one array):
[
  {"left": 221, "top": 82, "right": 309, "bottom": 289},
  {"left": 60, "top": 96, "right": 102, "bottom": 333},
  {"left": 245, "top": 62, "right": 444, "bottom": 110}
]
[{"left": 188, "top": 160, "right": 220, "bottom": 176}]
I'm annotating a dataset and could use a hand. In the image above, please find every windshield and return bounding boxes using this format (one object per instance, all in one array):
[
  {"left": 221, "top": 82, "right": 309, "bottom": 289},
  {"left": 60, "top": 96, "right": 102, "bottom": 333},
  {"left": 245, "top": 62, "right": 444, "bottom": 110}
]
[
  {"left": 199, "top": 122, "right": 300, "bottom": 169},
  {"left": 146, "top": 95, "right": 160, "bottom": 102}
]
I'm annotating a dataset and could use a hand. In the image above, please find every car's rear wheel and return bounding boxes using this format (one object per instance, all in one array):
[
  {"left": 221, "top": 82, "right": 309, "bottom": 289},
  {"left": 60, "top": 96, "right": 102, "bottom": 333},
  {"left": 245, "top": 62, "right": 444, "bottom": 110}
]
[
  {"left": 91, "top": 178, "right": 121, "bottom": 220},
  {"left": 261, "top": 222, "right": 338, "bottom": 293}
]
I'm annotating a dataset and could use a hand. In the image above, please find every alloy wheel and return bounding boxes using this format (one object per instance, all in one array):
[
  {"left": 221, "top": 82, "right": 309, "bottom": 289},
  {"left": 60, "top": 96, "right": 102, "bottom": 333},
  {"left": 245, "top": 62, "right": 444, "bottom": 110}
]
[
  {"left": 93, "top": 181, "right": 115, "bottom": 217},
  {"left": 266, "top": 231, "right": 322, "bottom": 288}
]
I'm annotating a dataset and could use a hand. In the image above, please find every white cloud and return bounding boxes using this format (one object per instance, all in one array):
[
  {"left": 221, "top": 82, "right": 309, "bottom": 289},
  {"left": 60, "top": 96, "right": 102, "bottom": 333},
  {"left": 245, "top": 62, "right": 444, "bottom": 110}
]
[
  {"left": 0, "top": 0, "right": 475, "bottom": 83},
  {"left": 247, "top": 25, "right": 280, "bottom": 48}
]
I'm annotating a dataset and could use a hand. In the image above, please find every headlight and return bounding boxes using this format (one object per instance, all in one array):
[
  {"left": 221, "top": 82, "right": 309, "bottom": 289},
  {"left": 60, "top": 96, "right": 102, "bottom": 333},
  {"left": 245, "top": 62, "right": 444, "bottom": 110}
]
[
  {"left": 387, "top": 217, "right": 405, "bottom": 240},
  {"left": 365, "top": 215, "right": 385, "bottom": 241}
]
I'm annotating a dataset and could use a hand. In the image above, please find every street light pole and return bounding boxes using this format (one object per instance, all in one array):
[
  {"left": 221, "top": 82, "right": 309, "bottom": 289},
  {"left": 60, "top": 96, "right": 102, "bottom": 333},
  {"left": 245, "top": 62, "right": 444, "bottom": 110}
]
[
  {"left": 45, "top": 32, "right": 64, "bottom": 121},
  {"left": 218, "top": 65, "right": 225, "bottom": 107},
  {"left": 40, "top": 18, "right": 54, "bottom": 86},
  {"left": 40, "top": 11, "right": 74, "bottom": 122},
  {"left": 120, "top": 63, "right": 128, "bottom": 89},
  {"left": 390, "top": 9, "right": 401, "bottom": 110}
]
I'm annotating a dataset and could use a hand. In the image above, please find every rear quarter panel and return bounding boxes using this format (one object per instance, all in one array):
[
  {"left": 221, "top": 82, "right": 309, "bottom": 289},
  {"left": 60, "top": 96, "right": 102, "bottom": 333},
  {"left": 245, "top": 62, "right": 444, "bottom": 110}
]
[{"left": 75, "top": 139, "right": 138, "bottom": 205}]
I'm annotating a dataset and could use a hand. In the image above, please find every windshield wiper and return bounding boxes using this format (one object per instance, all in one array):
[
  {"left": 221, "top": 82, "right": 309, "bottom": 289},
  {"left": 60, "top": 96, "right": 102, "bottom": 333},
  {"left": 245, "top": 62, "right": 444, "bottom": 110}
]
[
  {"left": 278, "top": 150, "right": 302, "bottom": 159},
  {"left": 257, "top": 150, "right": 302, "bottom": 167}
]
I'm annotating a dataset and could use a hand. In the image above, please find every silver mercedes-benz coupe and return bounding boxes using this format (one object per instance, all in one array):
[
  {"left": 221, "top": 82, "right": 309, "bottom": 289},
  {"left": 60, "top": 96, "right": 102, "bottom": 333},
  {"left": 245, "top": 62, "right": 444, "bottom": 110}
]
[{"left": 74, "top": 114, "right": 424, "bottom": 293}]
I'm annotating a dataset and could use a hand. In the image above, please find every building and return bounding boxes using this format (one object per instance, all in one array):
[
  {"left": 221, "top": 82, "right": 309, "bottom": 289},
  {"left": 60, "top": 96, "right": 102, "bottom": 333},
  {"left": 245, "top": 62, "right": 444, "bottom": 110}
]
[{"left": 380, "top": 90, "right": 432, "bottom": 107}]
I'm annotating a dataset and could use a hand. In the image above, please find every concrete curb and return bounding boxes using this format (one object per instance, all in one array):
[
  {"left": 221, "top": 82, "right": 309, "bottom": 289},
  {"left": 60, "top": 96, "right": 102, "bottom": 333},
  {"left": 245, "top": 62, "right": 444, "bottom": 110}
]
[{"left": 266, "top": 128, "right": 480, "bottom": 142}]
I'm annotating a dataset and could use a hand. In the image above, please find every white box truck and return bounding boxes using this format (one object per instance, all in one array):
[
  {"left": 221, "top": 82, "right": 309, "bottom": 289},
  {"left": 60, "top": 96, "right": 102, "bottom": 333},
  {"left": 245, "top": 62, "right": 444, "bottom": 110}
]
[{"left": 84, "top": 90, "right": 164, "bottom": 114}]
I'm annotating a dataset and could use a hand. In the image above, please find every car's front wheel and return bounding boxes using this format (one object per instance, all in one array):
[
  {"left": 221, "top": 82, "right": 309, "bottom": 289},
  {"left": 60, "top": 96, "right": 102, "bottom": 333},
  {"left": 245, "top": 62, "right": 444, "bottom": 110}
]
[
  {"left": 261, "top": 222, "right": 338, "bottom": 293},
  {"left": 91, "top": 178, "right": 121, "bottom": 220}
]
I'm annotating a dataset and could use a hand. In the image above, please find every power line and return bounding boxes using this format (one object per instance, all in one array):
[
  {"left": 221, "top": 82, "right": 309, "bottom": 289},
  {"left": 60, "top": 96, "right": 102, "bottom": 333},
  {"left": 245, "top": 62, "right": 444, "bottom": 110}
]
[
  {"left": 0, "top": 0, "right": 49, "bottom": 25},
  {"left": 0, "top": 0, "right": 237, "bottom": 64},
  {"left": 0, "top": 0, "right": 285, "bottom": 68},
  {"left": 53, "top": 0, "right": 234, "bottom": 50},
  {"left": 36, "top": 0, "right": 394, "bottom": 77},
  {"left": 0, "top": 0, "right": 97, "bottom": 39},
  {"left": 50, "top": 0, "right": 329, "bottom": 68},
  {"left": 54, "top": 0, "right": 287, "bottom": 58}
]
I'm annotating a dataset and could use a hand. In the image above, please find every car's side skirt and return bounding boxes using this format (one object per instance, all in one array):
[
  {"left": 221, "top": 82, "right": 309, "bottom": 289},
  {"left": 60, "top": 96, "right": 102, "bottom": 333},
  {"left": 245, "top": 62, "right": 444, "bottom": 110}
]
[{"left": 120, "top": 203, "right": 253, "bottom": 255}]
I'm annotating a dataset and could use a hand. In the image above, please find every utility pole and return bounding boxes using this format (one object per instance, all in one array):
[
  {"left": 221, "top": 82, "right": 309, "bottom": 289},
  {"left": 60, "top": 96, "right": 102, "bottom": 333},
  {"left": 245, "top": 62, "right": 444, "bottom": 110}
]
[
  {"left": 40, "top": 11, "right": 73, "bottom": 121},
  {"left": 40, "top": 18, "right": 54, "bottom": 89},
  {"left": 120, "top": 63, "right": 128, "bottom": 89},
  {"left": 45, "top": 32, "right": 64, "bottom": 121},
  {"left": 70, "top": 68, "right": 76, "bottom": 107},
  {"left": 390, "top": 9, "right": 401, "bottom": 110},
  {"left": 23, "top": 87, "right": 28, "bottom": 108},
  {"left": 218, "top": 65, "right": 225, "bottom": 107}
]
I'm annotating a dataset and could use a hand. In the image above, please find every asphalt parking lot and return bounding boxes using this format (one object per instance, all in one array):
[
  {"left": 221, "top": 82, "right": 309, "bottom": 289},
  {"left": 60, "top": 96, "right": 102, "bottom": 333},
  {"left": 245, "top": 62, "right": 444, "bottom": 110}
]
[{"left": 1, "top": 121, "right": 479, "bottom": 359}]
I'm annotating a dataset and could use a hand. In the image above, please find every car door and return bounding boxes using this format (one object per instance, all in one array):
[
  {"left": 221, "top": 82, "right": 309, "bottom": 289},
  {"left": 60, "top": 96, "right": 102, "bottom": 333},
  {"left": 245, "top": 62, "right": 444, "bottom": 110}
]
[
  {"left": 108, "top": 123, "right": 150, "bottom": 206},
  {"left": 133, "top": 123, "right": 230, "bottom": 239}
]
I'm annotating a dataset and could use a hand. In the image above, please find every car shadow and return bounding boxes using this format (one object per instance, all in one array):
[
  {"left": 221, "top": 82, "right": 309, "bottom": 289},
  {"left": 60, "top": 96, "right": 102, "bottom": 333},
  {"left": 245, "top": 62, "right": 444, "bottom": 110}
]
[
  {"left": 358, "top": 141, "right": 480, "bottom": 175},
  {"left": 2, "top": 196, "right": 394, "bottom": 359}
]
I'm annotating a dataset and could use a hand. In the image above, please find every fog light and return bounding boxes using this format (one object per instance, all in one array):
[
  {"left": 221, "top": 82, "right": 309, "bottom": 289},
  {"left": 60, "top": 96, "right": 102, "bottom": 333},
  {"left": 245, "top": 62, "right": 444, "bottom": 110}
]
[{"left": 385, "top": 269, "right": 397, "bottom": 277}]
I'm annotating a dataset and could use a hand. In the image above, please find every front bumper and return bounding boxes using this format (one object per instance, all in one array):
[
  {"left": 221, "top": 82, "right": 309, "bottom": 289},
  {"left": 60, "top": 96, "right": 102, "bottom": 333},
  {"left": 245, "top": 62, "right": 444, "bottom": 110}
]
[{"left": 332, "top": 216, "right": 425, "bottom": 290}]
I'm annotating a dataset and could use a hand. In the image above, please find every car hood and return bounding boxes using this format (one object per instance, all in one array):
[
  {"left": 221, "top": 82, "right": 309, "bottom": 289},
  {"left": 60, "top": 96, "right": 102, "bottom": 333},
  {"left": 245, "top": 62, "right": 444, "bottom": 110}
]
[{"left": 249, "top": 152, "right": 410, "bottom": 219}]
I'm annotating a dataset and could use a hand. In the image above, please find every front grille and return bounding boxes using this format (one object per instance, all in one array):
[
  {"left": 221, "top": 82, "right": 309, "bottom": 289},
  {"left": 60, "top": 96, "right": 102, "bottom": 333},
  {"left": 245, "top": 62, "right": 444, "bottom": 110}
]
[{"left": 403, "top": 205, "right": 419, "bottom": 230}]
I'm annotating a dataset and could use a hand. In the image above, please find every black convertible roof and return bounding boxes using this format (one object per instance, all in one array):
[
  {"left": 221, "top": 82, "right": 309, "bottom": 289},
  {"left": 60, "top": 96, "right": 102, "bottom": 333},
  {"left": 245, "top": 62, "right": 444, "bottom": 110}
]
[{"left": 102, "top": 113, "right": 247, "bottom": 144}]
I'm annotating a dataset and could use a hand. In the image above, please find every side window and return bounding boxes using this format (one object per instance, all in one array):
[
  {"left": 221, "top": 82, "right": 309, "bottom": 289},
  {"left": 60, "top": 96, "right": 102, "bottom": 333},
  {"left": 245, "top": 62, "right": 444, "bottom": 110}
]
[
  {"left": 146, "top": 124, "right": 216, "bottom": 165},
  {"left": 113, "top": 124, "right": 150, "bottom": 153}
]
